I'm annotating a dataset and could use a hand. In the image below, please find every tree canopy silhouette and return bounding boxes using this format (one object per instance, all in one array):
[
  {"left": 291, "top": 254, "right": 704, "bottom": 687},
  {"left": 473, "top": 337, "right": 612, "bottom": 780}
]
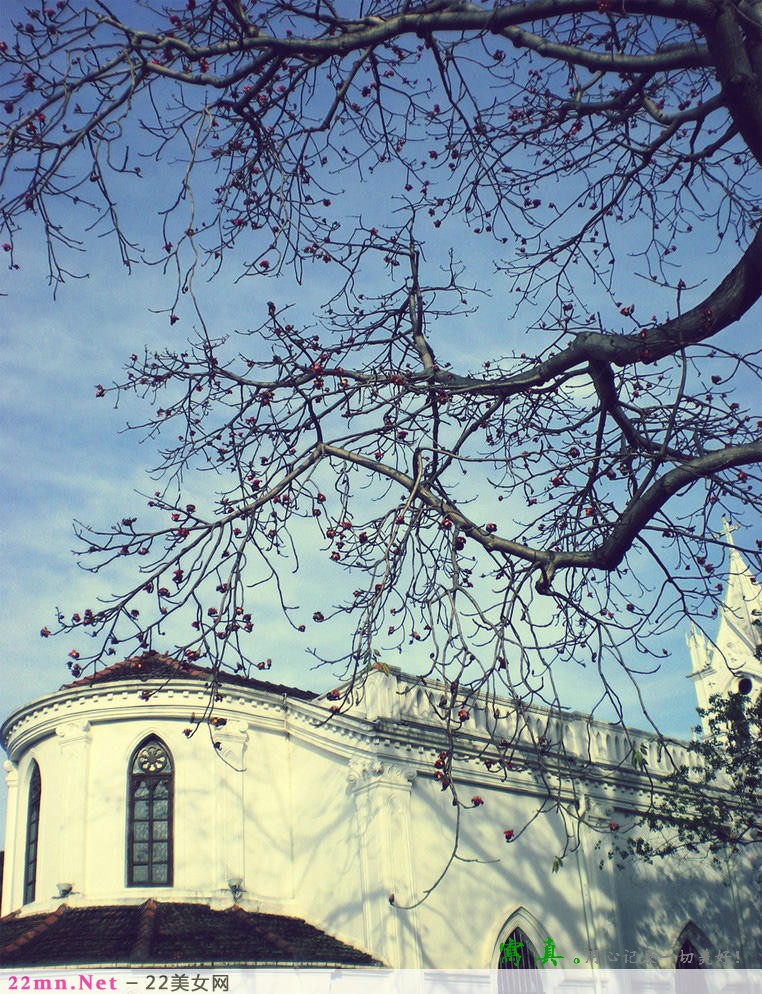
[{"left": 2, "top": 0, "right": 761, "bottom": 749}]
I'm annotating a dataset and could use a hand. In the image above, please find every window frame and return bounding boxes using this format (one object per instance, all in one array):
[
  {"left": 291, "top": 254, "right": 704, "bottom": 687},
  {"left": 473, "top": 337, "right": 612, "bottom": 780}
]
[
  {"left": 126, "top": 736, "right": 174, "bottom": 888},
  {"left": 676, "top": 938, "right": 703, "bottom": 969},
  {"left": 23, "top": 760, "right": 42, "bottom": 905},
  {"left": 497, "top": 926, "right": 544, "bottom": 994}
]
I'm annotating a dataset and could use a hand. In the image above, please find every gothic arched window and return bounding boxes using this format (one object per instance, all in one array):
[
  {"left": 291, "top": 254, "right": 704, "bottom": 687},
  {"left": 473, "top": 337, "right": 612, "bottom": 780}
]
[
  {"left": 23, "top": 761, "right": 41, "bottom": 905},
  {"left": 675, "top": 927, "right": 709, "bottom": 994},
  {"left": 498, "top": 927, "right": 543, "bottom": 994},
  {"left": 127, "top": 737, "right": 173, "bottom": 886},
  {"left": 676, "top": 938, "right": 702, "bottom": 968}
]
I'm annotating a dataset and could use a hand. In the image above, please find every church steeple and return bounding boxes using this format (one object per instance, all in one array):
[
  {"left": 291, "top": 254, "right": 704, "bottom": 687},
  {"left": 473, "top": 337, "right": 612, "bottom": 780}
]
[{"left": 687, "top": 521, "right": 762, "bottom": 730}]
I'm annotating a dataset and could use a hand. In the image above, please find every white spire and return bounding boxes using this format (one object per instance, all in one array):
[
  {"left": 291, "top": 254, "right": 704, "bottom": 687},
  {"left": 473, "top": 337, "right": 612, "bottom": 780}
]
[
  {"left": 719, "top": 519, "right": 762, "bottom": 643},
  {"left": 689, "top": 521, "right": 761, "bottom": 730}
]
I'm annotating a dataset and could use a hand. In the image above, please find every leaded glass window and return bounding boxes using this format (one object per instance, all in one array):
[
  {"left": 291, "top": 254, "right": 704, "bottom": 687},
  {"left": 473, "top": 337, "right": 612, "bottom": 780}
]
[
  {"left": 676, "top": 937, "right": 708, "bottom": 994},
  {"left": 23, "top": 761, "right": 41, "bottom": 905},
  {"left": 127, "top": 737, "right": 173, "bottom": 886},
  {"left": 498, "top": 928, "right": 543, "bottom": 994},
  {"left": 677, "top": 938, "right": 703, "bottom": 969}
]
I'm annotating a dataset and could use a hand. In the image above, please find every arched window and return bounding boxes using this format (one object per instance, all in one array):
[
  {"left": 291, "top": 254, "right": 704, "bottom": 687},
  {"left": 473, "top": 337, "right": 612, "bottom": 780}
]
[
  {"left": 498, "top": 927, "right": 543, "bottom": 994},
  {"left": 675, "top": 925, "right": 709, "bottom": 994},
  {"left": 23, "top": 761, "right": 41, "bottom": 905},
  {"left": 127, "top": 737, "right": 173, "bottom": 886},
  {"left": 676, "top": 938, "right": 702, "bottom": 968}
]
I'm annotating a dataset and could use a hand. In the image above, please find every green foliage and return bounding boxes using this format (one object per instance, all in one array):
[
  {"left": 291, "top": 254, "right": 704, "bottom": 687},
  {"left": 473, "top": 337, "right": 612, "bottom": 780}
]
[
  {"left": 631, "top": 743, "right": 649, "bottom": 771},
  {"left": 621, "top": 691, "right": 762, "bottom": 861}
]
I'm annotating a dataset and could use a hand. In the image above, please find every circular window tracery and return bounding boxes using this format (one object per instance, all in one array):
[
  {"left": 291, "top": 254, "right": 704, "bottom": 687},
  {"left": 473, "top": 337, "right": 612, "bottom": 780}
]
[{"left": 133, "top": 740, "right": 171, "bottom": 774}]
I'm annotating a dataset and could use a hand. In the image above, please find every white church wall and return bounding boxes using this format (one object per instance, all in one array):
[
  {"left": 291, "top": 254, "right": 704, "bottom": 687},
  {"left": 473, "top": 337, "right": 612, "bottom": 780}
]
[
  {"left": 281, "top": 728, "right": 376, "bottom": 958},
  {"left": 2, "top": 654, "right": 760, "bottom": 968},
  {"left": 402, "top": 767, "right": 596, "bottom": 968},
  {"left": 236, "top": 721, "right": 295, "bottom": 905},
  {"left": 2, "top": 730, "right": 76, "bottom": 914}
]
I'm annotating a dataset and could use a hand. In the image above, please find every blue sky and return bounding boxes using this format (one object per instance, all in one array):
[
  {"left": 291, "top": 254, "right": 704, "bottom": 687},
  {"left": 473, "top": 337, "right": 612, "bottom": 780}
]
[
  {"left": 0, "top": 191, "right": 741, "bottom": 735},
  {"left": 0, "top": 236, "right": 744, "bottom": 836}
]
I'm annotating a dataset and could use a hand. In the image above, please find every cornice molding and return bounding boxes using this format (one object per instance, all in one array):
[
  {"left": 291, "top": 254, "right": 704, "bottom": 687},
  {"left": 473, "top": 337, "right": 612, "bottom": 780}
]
[{"left": 1, "top": 673, "right": 688, "bottom": 808}]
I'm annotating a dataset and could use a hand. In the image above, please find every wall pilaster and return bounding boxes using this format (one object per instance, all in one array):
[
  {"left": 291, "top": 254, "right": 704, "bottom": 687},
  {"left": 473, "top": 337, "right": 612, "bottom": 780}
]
[{"left": 347, "top": 758, "right": 421, "bottom": 968}]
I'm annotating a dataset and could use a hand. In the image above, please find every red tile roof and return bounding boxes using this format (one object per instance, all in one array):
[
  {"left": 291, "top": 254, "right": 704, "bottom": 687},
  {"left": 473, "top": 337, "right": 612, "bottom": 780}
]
[
  {"left": 0, "top": 902, "right": 378, "bottom": 967},
  {"left": 64, "top": 651, "right": 316, "bottom": 701}
]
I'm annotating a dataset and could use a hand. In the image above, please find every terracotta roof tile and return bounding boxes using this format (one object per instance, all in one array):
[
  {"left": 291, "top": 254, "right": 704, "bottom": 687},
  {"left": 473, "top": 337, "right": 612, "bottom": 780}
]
[
  {"left": 0, "top": 903, "right": 378, "bottom": 967},
  {"left": 1, "top": 905, "right": 139, "bottom": 964},
  {"left": 64, "top": 652, "right": 315, "bottom": 701},
  {"left": 131, "top": 899, "right": 158, "bottom": 962}
]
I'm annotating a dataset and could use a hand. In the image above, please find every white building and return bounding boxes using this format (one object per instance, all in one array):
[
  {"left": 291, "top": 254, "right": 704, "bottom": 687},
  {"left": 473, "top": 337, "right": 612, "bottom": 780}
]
[
  {"left": 687, "top": 532, "right": 762, "bottom": 723},
  {"left": 2, "top": 545, "right": 761, "bottom": 970}
]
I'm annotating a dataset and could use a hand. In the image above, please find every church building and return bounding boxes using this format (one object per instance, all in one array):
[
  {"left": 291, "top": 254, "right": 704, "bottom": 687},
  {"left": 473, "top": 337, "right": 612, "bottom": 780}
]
[{"left": 2, "top": 541, "right": 761, "bottom": 970}]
